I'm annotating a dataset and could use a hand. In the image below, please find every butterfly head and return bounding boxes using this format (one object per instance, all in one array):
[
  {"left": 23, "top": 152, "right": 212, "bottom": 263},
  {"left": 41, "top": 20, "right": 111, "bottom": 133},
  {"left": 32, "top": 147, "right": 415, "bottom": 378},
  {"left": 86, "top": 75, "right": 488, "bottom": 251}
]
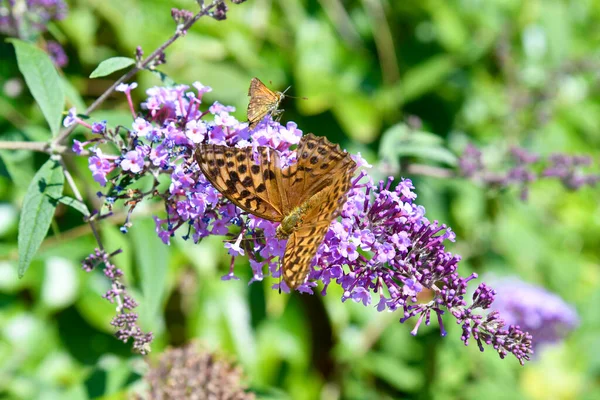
[{"left": 275, "top": 90, "right": 286, "bottom": 106}]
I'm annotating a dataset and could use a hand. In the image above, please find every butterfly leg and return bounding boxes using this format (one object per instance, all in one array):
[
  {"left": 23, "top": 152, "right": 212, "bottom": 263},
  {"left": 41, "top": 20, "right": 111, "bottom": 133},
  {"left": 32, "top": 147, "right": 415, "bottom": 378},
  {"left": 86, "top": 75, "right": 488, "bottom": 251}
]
[{"left": 272, "top": 109, "right": 284, "bottom": 122}]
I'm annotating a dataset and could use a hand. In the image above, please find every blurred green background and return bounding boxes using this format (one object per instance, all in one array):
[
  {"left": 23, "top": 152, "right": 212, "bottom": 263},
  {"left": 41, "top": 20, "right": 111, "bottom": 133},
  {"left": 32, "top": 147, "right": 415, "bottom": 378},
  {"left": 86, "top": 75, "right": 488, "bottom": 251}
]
[{"left": 1, "top": 0, "right": 600, "bottom": 399}]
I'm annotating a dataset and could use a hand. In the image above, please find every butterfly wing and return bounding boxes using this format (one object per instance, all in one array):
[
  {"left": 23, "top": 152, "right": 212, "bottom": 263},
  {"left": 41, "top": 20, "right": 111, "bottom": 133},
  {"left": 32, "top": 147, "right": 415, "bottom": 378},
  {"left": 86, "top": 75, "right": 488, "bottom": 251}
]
[
  {"left": 195, "top": 144, "right": 286, "bottom": 222},
  {"left": 281, "top": 220, "right": 332, "bottom": 289},
  {"left": 282, "top": 133, "right": 356, "bottom": 209},
  {"left": 247, "top": 78, "right": 283, "bottom": 129},
  {"left": 281, "top": 147, "right": 356, "bottom": 289},
  {"left": 197, "top": 134, "right": 356, "bottom": 290}
]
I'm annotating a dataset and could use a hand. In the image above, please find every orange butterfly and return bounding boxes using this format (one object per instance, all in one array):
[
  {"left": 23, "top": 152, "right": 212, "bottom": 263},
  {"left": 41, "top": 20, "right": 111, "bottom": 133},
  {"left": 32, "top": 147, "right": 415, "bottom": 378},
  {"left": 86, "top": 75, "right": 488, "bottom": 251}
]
[
  {"left": 246, "top": 77, "right": 288, "bottom": 129},
  {"left": 195, "top": 134, "right": 356, "bottom": 289}
]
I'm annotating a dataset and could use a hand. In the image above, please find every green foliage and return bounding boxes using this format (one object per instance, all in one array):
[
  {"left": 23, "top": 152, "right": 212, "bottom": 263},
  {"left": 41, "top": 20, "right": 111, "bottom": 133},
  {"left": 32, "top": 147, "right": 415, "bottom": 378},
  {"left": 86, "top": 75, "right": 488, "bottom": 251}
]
[
  {"left": 89, "top": 57, "right": 135, "bottom": 78},
  {"left": 9, "top": 39, "right": 65, "bottom": 137},
  {"left": 1, "top": 0, "right": 600, "bottom": 399},
  {"left": 131, "top": 217, "right": 169, "bottom": 331},
  {"left": 54, "top": 195, "right": 90, "bottom": 217},
  {"left": 17, "top": 158, "right": 64, "bottom": 277}
]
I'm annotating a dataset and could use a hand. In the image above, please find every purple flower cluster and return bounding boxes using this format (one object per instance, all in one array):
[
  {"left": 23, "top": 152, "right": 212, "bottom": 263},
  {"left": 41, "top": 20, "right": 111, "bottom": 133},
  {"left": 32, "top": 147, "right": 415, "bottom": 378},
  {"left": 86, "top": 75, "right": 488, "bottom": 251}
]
[
  {"left": 69, "top": 82, "right": 533, "bottom": 363},
  {"left": 458, "top": 143, "right": 599, "bottom": 200},
  {"left": 82, "top": 248, "right": 153, "bottom": 354},
  {"left": 486, "top": 276, "right": 579, "bottom": 352},
  {"left": 542, "top": 153, "right": 599, "bottom": 189},
  {"left": 308, "top": 176, "right": 532, "bottom": 364}
]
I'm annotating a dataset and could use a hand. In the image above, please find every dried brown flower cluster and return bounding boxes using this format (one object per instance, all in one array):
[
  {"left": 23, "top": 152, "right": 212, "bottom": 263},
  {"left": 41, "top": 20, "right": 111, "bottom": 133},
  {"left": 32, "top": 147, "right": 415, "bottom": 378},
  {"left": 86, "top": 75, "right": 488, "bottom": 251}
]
[{"left": 135, "top": 343, "right": 255, "bottom": 400}]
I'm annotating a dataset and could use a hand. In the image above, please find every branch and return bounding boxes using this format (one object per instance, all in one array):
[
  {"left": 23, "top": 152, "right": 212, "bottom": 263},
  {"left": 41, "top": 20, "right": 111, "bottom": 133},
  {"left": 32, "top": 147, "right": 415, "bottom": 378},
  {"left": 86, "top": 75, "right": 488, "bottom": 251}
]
[
  {"left": 57, "top": 156, "right": 105, "bottom": 251},
  {"left": 0, "top": 140, "right": 49, "bottom": 152},
  {"left": 0, "top": 1, "right": 223, "bottom": 155},
  {"left": 52, "top": 0, "right": 223, "bottom": 146},
  {"left": 0, "top": 140, "right": 70, "bottom": 154}
]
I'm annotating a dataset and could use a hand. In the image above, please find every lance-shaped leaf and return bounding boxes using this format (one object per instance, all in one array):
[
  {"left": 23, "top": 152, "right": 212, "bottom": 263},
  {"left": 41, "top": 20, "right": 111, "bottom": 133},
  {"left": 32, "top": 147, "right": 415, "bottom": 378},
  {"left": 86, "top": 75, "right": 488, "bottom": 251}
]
[
  {"left": 18, "top": 158, "right": 65, "bottom": 277},
  {"left": 9, "top": 39, "right": 65, "bottom": 137},
  {"left": 90, "top": 57, "right": 135, "bottom": 78}
]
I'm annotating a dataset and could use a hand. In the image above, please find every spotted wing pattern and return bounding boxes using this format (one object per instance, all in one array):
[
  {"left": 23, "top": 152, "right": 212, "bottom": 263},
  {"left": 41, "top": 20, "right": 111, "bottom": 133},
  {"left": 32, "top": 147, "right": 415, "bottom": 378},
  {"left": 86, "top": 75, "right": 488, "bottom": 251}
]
[
  {"left": 282, "top": 133, "right": 356, "bottom": 209},
  {"left": 247, "top": 77, "right": 284, "bottom": 129},
  {"left": 281, "top": 151, "right": 356, "bottom": 288},
  {"left": 195, "top": 144, "right": 286, "bottom": 221},
  {"left": 196, "top": 134, "right": 356, "bottom": 290}
]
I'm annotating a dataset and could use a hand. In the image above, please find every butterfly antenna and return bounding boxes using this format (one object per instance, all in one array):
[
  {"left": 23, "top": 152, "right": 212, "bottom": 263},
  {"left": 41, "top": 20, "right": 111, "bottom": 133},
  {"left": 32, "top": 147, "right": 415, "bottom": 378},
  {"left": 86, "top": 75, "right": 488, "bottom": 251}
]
[{"left": 281, "top": 84, "right": 308, "bottom": 100}]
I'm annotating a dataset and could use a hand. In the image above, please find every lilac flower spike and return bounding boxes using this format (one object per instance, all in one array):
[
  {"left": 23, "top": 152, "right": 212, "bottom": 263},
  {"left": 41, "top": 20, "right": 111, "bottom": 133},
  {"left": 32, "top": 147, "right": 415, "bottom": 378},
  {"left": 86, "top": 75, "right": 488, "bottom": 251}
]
[
  {"left": 458, "top": 143, "right": 599, "bottom": 198},
  {"left": 71, "top": 81, "right": 534, "bottom": 364},
  {"left": 82, "top": 248, "right": 153, "bottom": 354},
  {"left": 487, "top": 276, "right": 579, "bottom": 352}
]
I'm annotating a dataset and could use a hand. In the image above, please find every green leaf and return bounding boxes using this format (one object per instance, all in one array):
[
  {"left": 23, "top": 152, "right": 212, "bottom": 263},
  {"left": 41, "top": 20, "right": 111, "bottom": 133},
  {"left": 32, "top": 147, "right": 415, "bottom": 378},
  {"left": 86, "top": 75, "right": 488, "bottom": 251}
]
[
  {"left": 542, "top": 2, "right": 571, "bottom": 66},
  {"left": 362, "top": 352, "right": 424, "bottom": 392},
  {"left": 100, "top": 223, "right": 133, "bottom": 281},
  {"left": 221, "top": 283, "right": 257, "bottom": 367},
  {"left": 98, "top": 355, "right": 137, "bottom": 395},
  {"left": 22, "top": 125, "right": 52, "bottom": 141},
  {"left": 89, "top": 57, "right": 135, "bottom": 78},
  {"left": 401, "top": 55, "right": 456, "bottom": 102},
  {"left": 62, "top": 76, "right": 87, "bottom": 111},
  {"left": 131, "top": 217, "right": 169, "bottom": 331},
  {"left": 394, "top": 144, "right": 458, "bottom": 166},
  {"left": 295, "top": 19, "right": 339, "bottom": 114},
  {"left": 426, "top": 0, "right": 468, "bottom": 53},
  {"left": 18, "top": 158, "right": 65, "bottom": 277},
  {"left": 9, "top": 39, "right": 65, "bottom": 137},
  {"left": 381, "top": 55, "right": 456, "bottom": 107},
  {"left": 379, "top": 124, "right": 457, "bottom": 167},
  {"left": 332, "top": 92, "right": 381, "bottom": 142},
  {"left": 55, "top": 196, "right": 90, "bottom": 217}
]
